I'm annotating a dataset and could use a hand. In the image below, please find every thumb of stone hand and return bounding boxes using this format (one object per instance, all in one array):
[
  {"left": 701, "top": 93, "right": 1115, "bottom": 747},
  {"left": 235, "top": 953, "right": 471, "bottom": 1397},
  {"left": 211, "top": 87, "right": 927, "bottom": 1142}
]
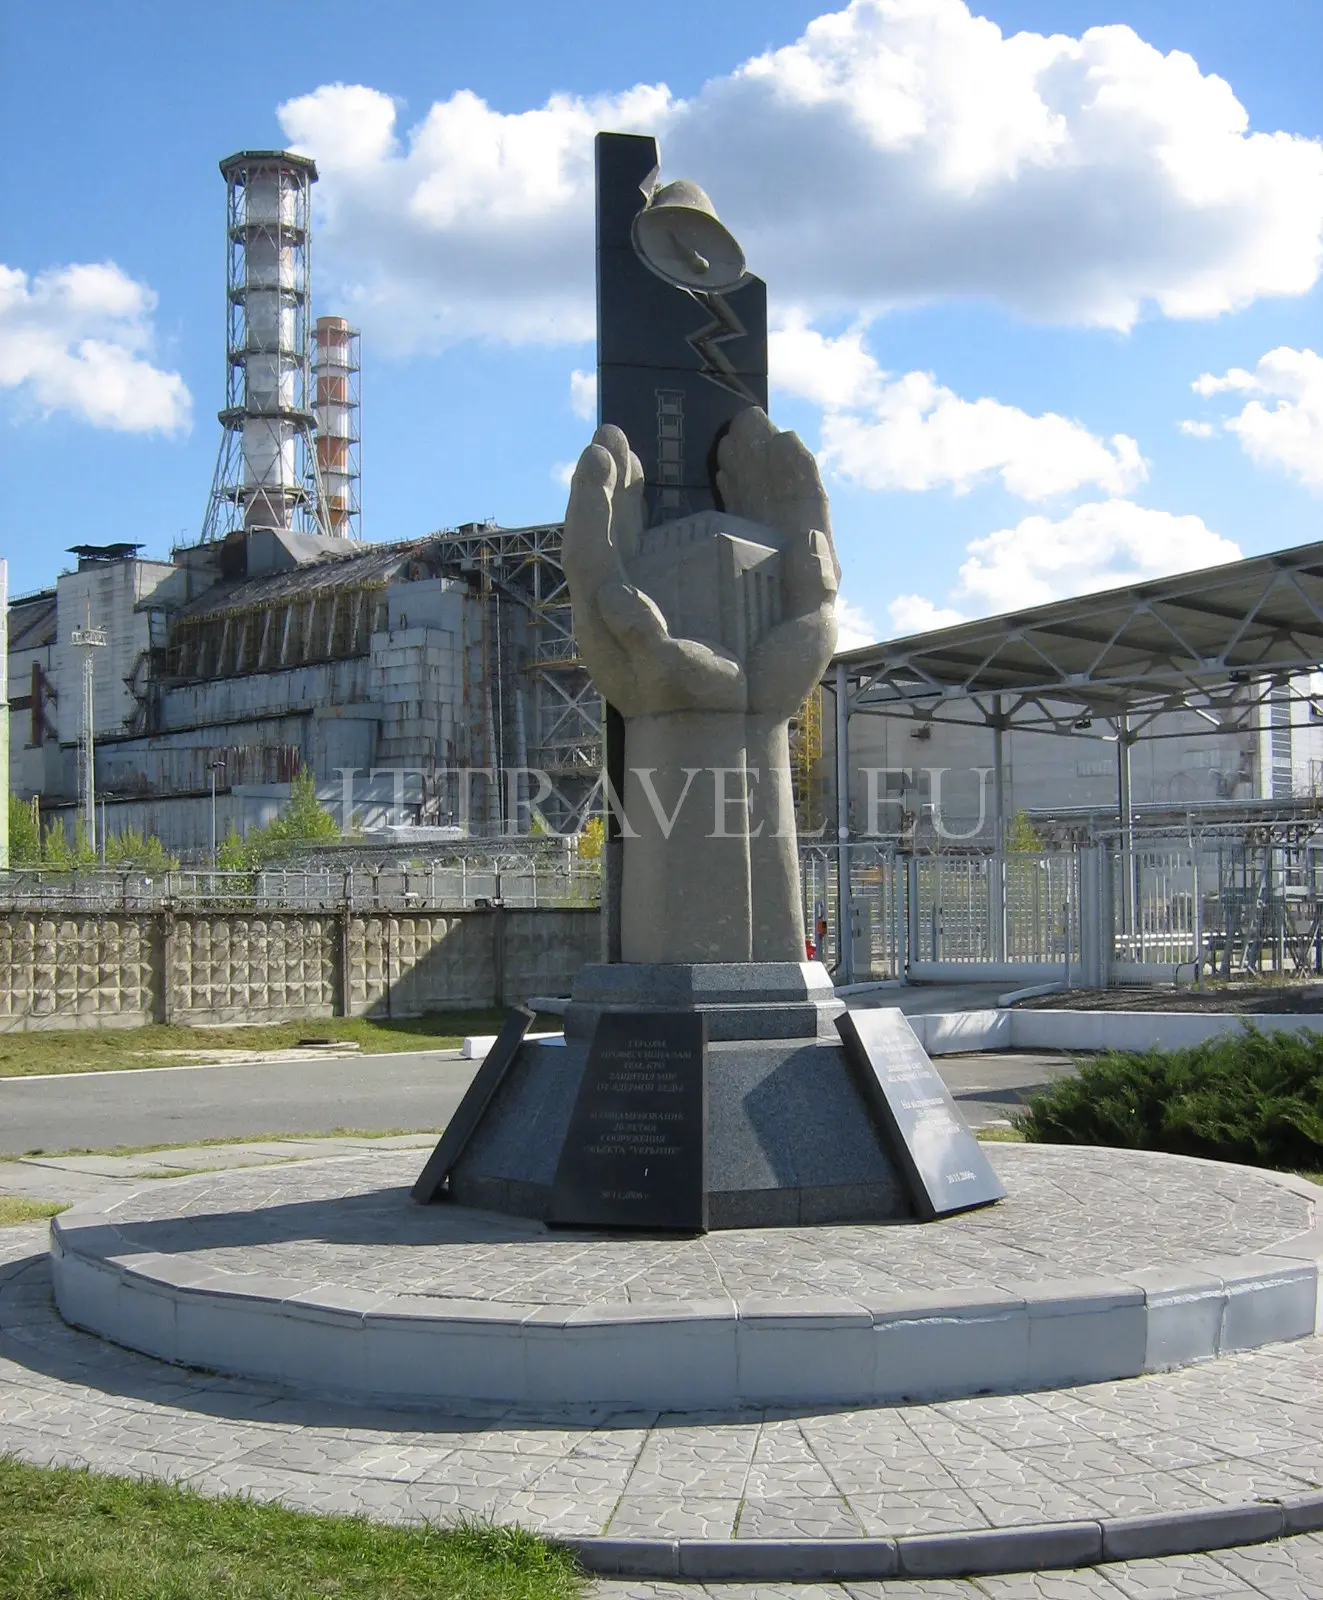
[{"left": 563, "top": 442, "right": 625, "bottom": 601}]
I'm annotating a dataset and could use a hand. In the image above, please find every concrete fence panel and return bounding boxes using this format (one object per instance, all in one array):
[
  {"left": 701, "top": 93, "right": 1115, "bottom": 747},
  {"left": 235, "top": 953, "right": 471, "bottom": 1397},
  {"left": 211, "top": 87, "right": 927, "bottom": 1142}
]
[
  {"left": 0, "top": 907, "right": 599, "bottom": 1033},
  {"left": 169, "top": 914, "right": 339, "bottom": 1026},
  {"left": 0, "top": 913, "right": 161, "bottom": 1031}
]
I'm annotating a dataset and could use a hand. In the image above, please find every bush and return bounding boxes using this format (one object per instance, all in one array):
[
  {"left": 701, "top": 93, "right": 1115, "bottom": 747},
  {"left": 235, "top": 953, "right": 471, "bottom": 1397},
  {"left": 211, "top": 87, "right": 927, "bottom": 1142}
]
[{"left": 1016, "top": 1025, "right": 1323, "bottom": 1170}]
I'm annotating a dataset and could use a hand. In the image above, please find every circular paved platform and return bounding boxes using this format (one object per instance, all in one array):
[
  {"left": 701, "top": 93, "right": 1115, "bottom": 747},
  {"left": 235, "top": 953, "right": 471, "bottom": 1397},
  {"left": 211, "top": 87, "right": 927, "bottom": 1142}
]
[
  {"left": 49, "top": 1145, "right": 1323, "bottom": 1410},
  {"left": 6, "top": 1222, "right": 1323, "bottom": 1583}
]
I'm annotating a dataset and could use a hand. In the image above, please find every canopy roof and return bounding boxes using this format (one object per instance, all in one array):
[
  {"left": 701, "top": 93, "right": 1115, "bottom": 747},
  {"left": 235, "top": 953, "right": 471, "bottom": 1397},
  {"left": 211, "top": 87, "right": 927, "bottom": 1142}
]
[{"left": 833, "top": 538, "right": 1323, "bottom": 737}]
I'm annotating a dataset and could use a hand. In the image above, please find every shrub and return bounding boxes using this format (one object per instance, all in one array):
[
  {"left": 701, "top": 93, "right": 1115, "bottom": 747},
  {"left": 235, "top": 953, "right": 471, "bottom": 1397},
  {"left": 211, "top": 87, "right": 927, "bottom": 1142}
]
[{"left": 1016, "top": 1025, "right": 1323, "bottom": 1170}]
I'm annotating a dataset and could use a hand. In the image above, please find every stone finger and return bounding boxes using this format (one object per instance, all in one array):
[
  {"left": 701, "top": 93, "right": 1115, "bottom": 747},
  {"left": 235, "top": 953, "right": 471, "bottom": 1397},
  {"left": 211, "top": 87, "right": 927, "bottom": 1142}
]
[
  {"left": 563, "top": 443, "right": 622, "bottom": 597},
  {"left": 593, "top": 424, "right": 633, "bottom": 489}
]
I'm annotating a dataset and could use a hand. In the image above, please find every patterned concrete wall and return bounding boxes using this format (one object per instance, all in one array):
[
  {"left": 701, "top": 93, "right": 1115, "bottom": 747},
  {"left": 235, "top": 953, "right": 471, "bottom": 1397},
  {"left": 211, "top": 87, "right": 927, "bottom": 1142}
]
[
  {"left": 0, "top": 915, "right": 160, "bottom": 1031},
  {"left": 348, "top": 908, "right": 599, "bottom": 1018},
  {"left": 0, "top": 908, "right": 597, "bottom": 1032},
  {"left": 169, "top": 915, "right": 339, "bottom": 1026},
  {"left": 350, "top": 915, "right": 490, "bottom": 1017}
]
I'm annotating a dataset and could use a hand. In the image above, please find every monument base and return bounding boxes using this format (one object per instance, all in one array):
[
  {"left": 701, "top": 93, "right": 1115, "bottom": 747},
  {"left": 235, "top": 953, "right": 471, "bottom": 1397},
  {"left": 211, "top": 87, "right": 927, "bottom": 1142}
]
[{"left": 448, "top": 962, "right": 911, "bottom": 1230}]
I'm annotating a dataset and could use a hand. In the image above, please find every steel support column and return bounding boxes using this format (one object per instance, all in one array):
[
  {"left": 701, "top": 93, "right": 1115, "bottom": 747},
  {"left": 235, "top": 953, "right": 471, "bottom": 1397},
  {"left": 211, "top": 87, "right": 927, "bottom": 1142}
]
[
  {"left": 835, "top": 662, "right": 854, "bottom": 983},
  {"left": 990, "top": 697, "right": 1007, "bottom": 962},
  {"left": 1117, "top": 713, "right": 1137, "bottom": 949}
]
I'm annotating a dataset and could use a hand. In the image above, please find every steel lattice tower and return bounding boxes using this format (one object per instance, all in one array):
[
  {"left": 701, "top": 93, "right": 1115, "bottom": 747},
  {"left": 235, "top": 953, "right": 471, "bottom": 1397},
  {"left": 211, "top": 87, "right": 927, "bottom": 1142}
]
[{"left": 202, "top": 150, "right": 336, "bottom": 542}]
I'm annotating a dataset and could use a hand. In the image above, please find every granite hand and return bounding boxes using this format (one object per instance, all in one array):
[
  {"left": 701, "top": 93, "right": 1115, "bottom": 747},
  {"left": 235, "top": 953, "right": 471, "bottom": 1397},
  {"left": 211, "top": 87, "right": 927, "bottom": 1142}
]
[
  {"left": 563, "top": 425, "right": 745, "bottom": 716},
  {"left": 716, "top": 408, "right": 840, "bottom": 719}
]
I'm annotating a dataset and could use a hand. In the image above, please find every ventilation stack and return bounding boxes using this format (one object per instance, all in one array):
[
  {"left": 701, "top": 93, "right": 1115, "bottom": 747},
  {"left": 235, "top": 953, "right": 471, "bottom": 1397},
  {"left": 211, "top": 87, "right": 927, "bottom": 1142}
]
[
  {"left": 202, "top": 150, "right": 336, "bottom": 542},
  {"left": 313, "top": 316, "right": 361, "bottom": 540}
]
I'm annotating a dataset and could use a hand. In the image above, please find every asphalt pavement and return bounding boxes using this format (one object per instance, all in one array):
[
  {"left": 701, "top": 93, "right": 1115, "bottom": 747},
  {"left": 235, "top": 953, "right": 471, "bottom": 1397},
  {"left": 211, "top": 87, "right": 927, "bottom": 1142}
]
[
  {"left": 0, "top": 1039, "right": 1072, "bottom": 1157},
  {"left": 0, "top": 1049, "right": 476, "bottom": 1158}
]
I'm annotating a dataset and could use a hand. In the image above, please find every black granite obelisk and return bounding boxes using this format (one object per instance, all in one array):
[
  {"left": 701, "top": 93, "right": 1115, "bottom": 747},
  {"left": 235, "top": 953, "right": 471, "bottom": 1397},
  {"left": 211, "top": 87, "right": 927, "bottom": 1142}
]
[{"left": 595, "top": 132, "right": 769, "bottom": 960}]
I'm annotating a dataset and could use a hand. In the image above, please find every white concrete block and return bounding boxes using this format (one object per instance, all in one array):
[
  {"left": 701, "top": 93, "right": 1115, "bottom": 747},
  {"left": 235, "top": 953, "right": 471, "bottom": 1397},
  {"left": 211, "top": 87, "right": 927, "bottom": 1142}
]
[
  {"left": 1129, "top": 1268, "right": 1225, "bottom": 1371},
  {"left": 1209, "top": 1255, "right": 1319, "bottom": 1352},
  {"left": 523, "top": 1302, "right": 738, "bottom": 1407},
  {"left": 870, "top": 1289, "right": 1030, "bottom": 1402},
  {"left": 1025, "top": 1277, "right": 1146, "bottom": 1386},
  {"left": 366, "top": 1302, "right": 529, "bottom": 1403},
  {"left": 52, "top": 1253, "right": 122, "bottom": 1338},
  {"left": 914, "top": 1010, "right": 1009, "bottom": 1056},
  {"left": 172, "top": 1276, "right": 303, "bottom": 1381},
  {"left": 735, "top": 1297, "right": 873, "bottom": 1403}
]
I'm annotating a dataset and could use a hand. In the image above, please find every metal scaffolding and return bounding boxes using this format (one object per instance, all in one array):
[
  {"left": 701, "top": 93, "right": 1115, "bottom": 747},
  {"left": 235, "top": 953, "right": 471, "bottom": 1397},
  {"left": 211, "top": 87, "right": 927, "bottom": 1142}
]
[{"left": 427, "top": 521, "right": 601, "bottom": 833}]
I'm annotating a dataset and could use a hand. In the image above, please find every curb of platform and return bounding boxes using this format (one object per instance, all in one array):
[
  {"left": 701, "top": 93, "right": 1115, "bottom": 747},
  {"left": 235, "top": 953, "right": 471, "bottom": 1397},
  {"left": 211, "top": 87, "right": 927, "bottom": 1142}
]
[{"left": 564, "top": 1492, "right": 1323, "bottom": 1580}]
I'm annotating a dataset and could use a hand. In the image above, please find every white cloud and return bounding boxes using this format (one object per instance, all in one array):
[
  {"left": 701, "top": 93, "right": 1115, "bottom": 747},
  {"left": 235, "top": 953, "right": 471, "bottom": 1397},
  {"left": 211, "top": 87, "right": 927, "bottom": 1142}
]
[
  {"left": 887, "top": 593, "right": 967, "bottom": 634},
  {"left": 551, "top": 460, "right": 577, "bottom": 488},
  {"left": 1178, "top": 418, "right": 1215, "bottom": 437},
  {"left": 887, "top": 499, "right": 1240, "bottom": 632},
  {"left": 956, "top": 499, "right": 1240, "bottom": 613},
  {"left": 278, "top": 81, "right": 670, "bottom": 351},
  {"left": 569, "top": 368, "right": 597, "bottom": 421},
  {"left": 771, "top": 315, "right": 1146, "bottom": 499},
  {"left": 278, "top": 2, "right": 1323, "bottom": 352},
  {"left": 0, "top": 262, "right": 191, "bottom": 433},
  {"left": 1190, "top": 346, "right": 1323, "bottom": 490},
  {"left": 835, "top": 593, "right": 882, "bottom": 650}
]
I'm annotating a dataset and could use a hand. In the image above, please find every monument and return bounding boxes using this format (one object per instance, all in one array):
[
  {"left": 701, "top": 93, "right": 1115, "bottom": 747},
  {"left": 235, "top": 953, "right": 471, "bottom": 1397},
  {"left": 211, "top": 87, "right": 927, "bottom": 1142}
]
[{"left": 416, "top": 133, "right": 1002, "bottom": 1230}]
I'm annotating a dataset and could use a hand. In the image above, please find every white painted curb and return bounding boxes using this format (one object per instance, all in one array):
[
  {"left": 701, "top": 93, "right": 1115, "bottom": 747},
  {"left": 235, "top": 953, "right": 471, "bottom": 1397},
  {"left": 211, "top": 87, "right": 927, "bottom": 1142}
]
[{"left": 48, "top": 1152, "right": 1323, "bottom": 1412}]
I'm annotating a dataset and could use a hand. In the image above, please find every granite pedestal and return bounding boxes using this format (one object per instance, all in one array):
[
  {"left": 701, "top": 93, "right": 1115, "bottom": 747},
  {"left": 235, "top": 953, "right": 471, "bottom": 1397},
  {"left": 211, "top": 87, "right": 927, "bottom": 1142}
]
[{"left": 448, "top": 962, "right": 912, "bottom": 1229}]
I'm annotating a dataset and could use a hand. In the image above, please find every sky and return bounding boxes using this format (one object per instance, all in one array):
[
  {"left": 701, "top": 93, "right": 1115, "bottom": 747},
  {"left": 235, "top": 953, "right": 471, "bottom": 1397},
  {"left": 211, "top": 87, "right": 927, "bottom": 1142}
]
[{"left": 2, "top": 0, "right": 1320, "bottom": 647}]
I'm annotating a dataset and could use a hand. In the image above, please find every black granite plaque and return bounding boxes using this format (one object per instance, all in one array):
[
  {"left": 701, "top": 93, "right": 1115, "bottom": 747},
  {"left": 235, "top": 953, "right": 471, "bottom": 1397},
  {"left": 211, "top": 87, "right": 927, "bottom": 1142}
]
[
  {"left": 411, "top": 1005, "right": 534, "bottom": 1204},
  {"left": 836, "top": 1010, "right": 1005, "bottom": 1221},
  {"left": 550, "top": 1010, "right": 708, "bottom": 1232},
  {"left": 596, "top": 132, "right": 767, "bottom": 525}
]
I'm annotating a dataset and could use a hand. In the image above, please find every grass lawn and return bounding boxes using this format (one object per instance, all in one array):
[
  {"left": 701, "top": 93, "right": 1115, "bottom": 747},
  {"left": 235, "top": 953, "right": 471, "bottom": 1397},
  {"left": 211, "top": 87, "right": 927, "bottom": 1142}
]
[
  {"left": 0, "top": 1198, "right": 67, "bottom": 1227},
  {"left": 0, "top": 1458, "right": 583, "bottom": 1600},
  {"left": 0, "top": 1011, "right": 511, "bottom": 1079}
]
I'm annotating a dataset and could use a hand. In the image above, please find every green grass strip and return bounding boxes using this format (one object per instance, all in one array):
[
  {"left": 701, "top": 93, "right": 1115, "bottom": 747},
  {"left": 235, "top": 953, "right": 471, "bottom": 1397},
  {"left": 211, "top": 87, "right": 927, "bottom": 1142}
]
[
  {"left": 0, "top": 1457, "right": 584, "bottom": 1600},
  {"left": 0, "top": 1198, "right": 66, "bottom": 1227},
  {"left": 0, "top": 1011, "right": 512, "bottom": 1079}
]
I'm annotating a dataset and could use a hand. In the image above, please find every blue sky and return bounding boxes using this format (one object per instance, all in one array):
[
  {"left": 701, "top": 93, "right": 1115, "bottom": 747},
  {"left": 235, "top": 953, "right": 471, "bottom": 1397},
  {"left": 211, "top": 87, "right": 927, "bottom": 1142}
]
[{"left": 2, "top": 0, "right": 1320, "bottom": 644}]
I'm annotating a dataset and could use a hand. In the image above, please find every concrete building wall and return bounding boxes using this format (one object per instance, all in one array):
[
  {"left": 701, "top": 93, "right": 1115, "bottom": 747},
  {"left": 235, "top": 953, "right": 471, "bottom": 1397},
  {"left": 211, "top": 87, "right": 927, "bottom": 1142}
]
[
  {"left": 7, "top": 595, "right": 59, "bottom": 803},
  {"left": 828, "top": 698, "right": 1323, "bottom": 841},
  {"left": 0, "top": 906, "right": 598, "bottom": 1031},
  {"left": 52, "top": 560, "right": 182, "bottom": 742},
  {"left": 156, "top": 657, "right": 373, "bottom": 732}
]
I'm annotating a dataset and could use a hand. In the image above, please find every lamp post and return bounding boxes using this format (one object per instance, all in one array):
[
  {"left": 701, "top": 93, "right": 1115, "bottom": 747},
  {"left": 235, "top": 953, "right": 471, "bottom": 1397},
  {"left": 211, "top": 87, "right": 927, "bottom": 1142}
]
[{"left": 209, "top": 760, "right": 227, "bottom": 868}]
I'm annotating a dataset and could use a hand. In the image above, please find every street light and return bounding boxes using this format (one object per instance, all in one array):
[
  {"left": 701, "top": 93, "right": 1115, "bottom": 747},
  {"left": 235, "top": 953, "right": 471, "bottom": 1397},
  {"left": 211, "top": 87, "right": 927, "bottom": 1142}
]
[{"left": 209, "top": 759, "right": 227, "bottom": 867}]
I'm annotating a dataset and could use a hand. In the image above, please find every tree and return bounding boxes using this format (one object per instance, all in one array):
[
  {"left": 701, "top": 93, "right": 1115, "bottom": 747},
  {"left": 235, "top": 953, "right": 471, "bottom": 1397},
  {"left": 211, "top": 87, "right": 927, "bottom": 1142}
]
[
  {"left": 104, "top": 825, "right": 179, "bottom": 872},
  {"left": 71, "top": 818, "right": 99, "bottom": 869},
  {"left": 577, "top": 816, "right": 604, "bottom": 866},
  {"left": 219, "top": 771, "right": 341, "bottom": 871},
  {"left": 216, "top": 825, "right": 249, "bottom": 872},
  {"left": 271, "top": 769, "right": 341, "bottom": 848},
  {"left": 8, "top": 795, "right": 40, "bottom": 867},
  {"left": 40, "top": 822, "right": 73, "bottom": 870},
  {"left": 1006, "top": 810, "right": 1044, "bottom": 854}
]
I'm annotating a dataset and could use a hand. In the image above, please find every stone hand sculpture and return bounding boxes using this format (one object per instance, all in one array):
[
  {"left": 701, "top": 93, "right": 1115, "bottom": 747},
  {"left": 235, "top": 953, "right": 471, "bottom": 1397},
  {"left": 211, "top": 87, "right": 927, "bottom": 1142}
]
[{"left": 564, "top": 407, "right": 840, "bottom": 964}]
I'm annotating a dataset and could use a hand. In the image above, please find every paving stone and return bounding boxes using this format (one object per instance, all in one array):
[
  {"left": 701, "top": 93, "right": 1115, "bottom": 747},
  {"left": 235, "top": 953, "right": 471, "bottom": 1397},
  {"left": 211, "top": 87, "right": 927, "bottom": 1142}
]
[
  {"left": 5, "top": 1146, "right": 1323, "bottom": 1592},
  {"left": 734, "top": 1498, "right": 867, "bottom": 1538},
  {"left": 1100, "top": 1550, "right": 1251, "bottom": 1597},
  {"left": 47, "top": 1142, "right": 1314, "bottom": 1306}
]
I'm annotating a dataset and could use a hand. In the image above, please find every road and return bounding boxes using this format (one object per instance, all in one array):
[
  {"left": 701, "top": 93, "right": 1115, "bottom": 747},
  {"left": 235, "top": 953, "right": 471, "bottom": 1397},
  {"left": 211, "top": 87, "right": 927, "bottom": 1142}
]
[
  {"left": 0, "top": 1050, "right": 477, "bottom": 1157},
  {"left": 0, "top": 1041, "right": 1072, "bottom": 1157}
]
